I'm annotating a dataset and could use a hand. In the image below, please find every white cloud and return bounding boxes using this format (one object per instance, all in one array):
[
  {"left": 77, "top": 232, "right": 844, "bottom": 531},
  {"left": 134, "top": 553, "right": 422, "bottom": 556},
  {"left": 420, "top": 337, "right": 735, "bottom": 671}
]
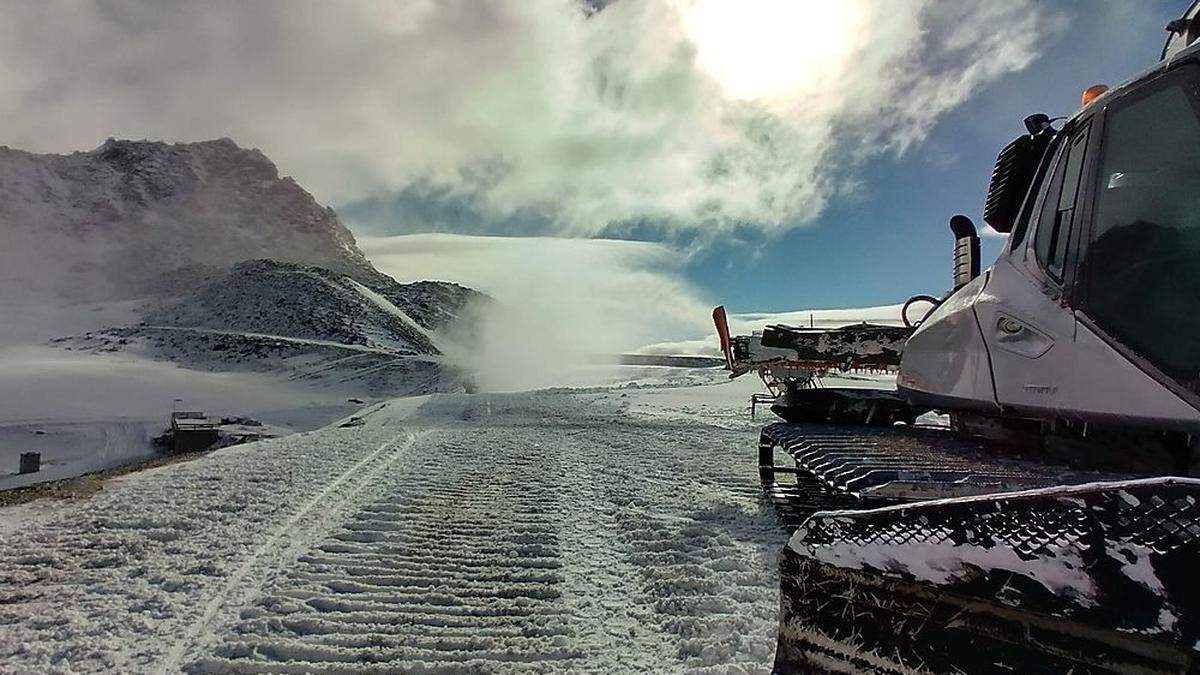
[{"left": 0, "top": 0, "right": 1056, "bottom": 237}]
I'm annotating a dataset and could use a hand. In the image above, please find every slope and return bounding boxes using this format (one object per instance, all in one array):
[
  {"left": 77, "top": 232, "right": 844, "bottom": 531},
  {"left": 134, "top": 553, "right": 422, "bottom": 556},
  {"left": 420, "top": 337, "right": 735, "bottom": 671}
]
[{"left": 0, "top": 380, "right": 788, "bottom": 673}]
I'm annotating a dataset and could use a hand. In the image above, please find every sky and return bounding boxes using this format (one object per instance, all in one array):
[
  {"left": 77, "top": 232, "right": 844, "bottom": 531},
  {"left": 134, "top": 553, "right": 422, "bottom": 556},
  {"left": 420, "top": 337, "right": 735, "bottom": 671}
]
[
  {"left": 0, "top": 0, "right": 1191, "bottom": 324},
  {"left": 688, "top": 1, "right": 1185, "bottom": 311}
]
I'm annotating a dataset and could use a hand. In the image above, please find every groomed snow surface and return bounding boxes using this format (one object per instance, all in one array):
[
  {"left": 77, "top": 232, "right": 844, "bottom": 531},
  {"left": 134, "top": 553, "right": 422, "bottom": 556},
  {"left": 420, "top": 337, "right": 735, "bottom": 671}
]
[{"left": 0, "top": 373, "right": 794, "bottom": 673}]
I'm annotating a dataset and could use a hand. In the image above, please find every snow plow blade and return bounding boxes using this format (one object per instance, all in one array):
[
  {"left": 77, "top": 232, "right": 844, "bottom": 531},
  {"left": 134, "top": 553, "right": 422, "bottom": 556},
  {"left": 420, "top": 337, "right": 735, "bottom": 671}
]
[{"left": 773, "top": 477, "right": 1200, "bottom": 673}]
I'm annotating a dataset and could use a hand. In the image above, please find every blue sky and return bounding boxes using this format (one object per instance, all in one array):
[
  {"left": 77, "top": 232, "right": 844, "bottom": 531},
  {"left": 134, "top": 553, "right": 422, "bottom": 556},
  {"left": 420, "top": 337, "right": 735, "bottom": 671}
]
[{"left": 681, "top": 1, "right": 1185, "bottom": 311}]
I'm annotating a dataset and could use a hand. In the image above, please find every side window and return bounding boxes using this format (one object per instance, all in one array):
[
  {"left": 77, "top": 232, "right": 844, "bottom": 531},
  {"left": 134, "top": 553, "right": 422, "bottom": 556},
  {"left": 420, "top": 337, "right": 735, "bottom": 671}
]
[
  {"left": 1007, "top": 132, "right": 1057, "bottom": 252},
  {"left": 1034, "top": 125, "right": 1090, "bottom": 280},
  {"left": 1032, "top": 143, "right": 1067, "bottom": 263}
]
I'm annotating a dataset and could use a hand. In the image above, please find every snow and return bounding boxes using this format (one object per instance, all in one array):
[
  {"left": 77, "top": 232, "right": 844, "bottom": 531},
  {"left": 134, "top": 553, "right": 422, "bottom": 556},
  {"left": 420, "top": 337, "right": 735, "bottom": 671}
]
[
  {"left": 795, "top": 538, "right": 1097, "bottom": 604},
  {"left": 800, "top": 476, "right": 1200, "bottom": 521},
  {"left": 0, "top": 371, "right": 790, "bottom": 672},
  {"left": 345, "top": 278, "right": 451, "bottom": 356},
  {"left": 134, "top": 260, "right": 440, "bottom": 355},
  {"left": 1109, "top": 543, "right": 1166, "bottom": 594},
  {"left": 0, "top": 140, "right": 378, "bottom": 304},
  {"left": 0, "top": 139, "right": 488, "bottom": 483},
  {"left": 616, "top": 369, "right": 895, "bottom": 432},
  {"left": 0, "top": 420, "right": 154, "bottom": 491},
  {"left": 789, "top": 477, "right": 1200, "bottom": 609},
  {"left": 0, "top": 264, "right": 478, "bottom": 489},
  {"left": 0, "top": 345, "right": 363, "bottom": 490}
]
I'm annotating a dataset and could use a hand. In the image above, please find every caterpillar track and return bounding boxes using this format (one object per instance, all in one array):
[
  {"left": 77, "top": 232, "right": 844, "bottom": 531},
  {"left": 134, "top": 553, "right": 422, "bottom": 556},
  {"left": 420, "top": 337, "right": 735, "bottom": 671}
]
[{"left": 756, "top": 421, "right": 1200, "bottom": 673}]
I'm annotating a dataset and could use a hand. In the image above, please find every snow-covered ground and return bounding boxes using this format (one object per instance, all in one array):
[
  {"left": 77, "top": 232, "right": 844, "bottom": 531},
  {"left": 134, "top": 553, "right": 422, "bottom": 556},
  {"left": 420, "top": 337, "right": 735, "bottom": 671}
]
[
  {"left": 0, "top": 368, "right": 837, "bottom": 673},
  {"left": 0, "top": 345, "right": 364, "bottom": 490}
]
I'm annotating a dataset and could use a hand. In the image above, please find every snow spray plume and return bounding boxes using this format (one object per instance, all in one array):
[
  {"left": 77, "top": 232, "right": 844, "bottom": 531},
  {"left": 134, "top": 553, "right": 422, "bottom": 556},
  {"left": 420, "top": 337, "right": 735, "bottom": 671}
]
[{"left": 364, "top": 234, "right": 712, "bottom": 392}]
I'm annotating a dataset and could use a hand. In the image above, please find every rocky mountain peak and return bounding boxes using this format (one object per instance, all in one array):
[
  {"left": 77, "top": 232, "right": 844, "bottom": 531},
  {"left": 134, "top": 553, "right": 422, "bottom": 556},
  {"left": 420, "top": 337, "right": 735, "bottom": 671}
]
[{"left": 0, "top": 138, "right": 378, "bottom": 301}]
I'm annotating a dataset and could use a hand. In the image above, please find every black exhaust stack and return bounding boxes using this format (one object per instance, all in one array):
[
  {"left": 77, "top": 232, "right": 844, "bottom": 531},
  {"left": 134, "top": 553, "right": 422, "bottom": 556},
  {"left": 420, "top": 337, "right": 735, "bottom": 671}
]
[{"left": 950, "top": 214, "right": 979, "bottom": 291}]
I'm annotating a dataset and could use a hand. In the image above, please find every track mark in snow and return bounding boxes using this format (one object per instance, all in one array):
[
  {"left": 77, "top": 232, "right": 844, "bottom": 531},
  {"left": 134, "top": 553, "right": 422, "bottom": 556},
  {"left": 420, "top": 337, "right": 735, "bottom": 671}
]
[
  {"left": 347, "top": 279, "right": 451, "bottom": 356},
  {"left": 585, "top": 426, "right": 785, "bottom": 669},
  {"left": 188, "top": 397, "right": 788, "bottom": 673},
  {"left": 189, "top": 431, "right": 580, "bottom": 673},
  {"left": 0, "top": 390, "right": 789, "bottom": 673},
  {"left": 549, "top": 429, "right": 683, "bottom": 670},
  {"left": 161, "top": 430, "right": 419, "bottom": 672}
]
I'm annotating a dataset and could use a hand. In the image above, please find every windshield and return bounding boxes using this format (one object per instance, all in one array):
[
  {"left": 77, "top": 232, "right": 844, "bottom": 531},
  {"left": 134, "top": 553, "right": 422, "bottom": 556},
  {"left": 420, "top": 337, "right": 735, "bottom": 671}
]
[{"left": 1085, "top": 66, "right": 1200, "bottom": 396}]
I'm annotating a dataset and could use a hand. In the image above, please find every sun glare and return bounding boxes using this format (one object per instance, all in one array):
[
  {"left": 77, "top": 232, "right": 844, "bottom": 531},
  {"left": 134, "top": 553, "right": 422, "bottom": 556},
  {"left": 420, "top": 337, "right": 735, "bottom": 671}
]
[{"left": 681, "top": 0, "right": 864, "bottom": 102}]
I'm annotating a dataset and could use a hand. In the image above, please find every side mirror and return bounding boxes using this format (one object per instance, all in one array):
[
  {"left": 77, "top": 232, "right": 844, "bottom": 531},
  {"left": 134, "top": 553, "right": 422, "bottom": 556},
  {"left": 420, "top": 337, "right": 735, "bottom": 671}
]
[{"left": 950, "top": 215, "right": 980, "bottom": 290}]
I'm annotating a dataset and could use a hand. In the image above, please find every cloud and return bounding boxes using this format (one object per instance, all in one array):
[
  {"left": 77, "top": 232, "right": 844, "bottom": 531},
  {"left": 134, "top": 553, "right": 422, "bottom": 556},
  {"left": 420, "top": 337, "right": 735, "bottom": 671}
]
[
  {"left": 0, "top": 0, "right": 1057, "bottom": 238},
  {"left": 362, "top": 233, "right": 714, "bottom": 390}
]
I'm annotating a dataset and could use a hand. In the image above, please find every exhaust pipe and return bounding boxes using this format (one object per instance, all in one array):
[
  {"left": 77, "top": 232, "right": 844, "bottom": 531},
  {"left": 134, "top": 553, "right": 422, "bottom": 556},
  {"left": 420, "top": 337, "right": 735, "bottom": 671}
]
[{"left": 949, "top": 214, "right": 980, "bottom": 290}]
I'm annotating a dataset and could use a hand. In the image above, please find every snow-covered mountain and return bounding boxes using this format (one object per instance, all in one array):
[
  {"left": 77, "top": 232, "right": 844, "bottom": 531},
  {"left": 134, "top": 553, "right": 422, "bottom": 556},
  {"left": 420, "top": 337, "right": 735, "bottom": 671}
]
[
  {"left": 0, "top": 138, "right": 384, "bottom": 302},
  {"left": 52, "top": 259, "right": 481, "bottom": 396},
  {"left": 0, "top": 138, "right": 487, "bottom": 397},
  {"left": 141, "top": 259, "right": 445, "bottom": 354}
]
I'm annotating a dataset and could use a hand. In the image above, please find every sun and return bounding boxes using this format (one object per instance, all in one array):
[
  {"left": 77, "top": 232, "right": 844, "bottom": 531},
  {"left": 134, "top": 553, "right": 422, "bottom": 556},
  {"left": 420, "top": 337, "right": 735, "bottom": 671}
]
[{"left": 680, "top": 0, "right": 865, "bottom": 102}]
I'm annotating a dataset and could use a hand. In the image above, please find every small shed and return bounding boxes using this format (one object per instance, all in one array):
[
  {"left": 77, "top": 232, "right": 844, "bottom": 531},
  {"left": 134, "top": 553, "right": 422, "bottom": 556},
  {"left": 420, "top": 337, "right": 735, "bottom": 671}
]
[
  {"left": 170, "top": 411, "right": 220, "bottom": 453},
  {"left": 18, "top": 452, "right": 40, "bottom": 474}
]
